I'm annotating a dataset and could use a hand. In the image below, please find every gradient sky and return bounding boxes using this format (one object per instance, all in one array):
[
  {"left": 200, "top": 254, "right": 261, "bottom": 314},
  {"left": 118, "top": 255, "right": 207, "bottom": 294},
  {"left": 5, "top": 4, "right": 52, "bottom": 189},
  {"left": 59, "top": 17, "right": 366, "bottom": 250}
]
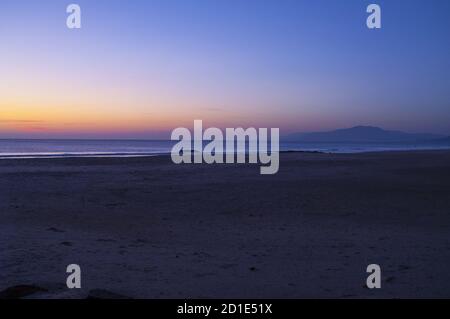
[{"left": 1, "top": 0, "right": 449, "bottom": 138}]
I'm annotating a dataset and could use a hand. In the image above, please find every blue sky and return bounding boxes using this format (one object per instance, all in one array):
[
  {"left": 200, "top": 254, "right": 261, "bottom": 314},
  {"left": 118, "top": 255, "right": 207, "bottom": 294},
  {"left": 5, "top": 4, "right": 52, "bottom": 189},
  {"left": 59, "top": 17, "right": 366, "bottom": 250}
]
[{"left": 1, "top": 0, "right": 449, "bottom": 138}]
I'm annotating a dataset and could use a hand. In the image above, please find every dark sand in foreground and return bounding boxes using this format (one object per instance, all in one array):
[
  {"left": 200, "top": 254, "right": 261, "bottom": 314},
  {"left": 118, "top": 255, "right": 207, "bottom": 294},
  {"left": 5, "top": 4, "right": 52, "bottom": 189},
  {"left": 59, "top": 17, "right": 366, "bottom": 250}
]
[{"left": 1, "top": 151, "right": 450, "bottom": 298}]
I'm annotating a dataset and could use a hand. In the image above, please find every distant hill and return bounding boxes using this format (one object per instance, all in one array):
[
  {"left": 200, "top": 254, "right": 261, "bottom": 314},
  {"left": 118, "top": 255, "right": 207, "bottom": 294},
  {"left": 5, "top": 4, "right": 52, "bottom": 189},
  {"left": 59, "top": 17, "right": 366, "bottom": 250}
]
[
  {"left": 432, "top": 136, "right": 450, "bottom": 144},
  {"left": 284, "top": 126, "right": 445, "bottom": 142}
]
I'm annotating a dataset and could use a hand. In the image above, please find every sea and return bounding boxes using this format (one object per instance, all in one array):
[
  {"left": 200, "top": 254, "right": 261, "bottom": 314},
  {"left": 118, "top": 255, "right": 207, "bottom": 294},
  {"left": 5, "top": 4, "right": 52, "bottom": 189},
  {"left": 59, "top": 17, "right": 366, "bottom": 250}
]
[{"left": 0, "top": 139, "right": 449, "bottom": 159}]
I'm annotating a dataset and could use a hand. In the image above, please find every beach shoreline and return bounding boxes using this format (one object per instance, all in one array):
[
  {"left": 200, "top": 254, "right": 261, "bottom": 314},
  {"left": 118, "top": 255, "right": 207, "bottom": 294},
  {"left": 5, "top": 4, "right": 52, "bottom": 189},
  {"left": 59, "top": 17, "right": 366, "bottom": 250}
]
[{"left": 2, "top": 146, "right": 450, "bottom": 159}]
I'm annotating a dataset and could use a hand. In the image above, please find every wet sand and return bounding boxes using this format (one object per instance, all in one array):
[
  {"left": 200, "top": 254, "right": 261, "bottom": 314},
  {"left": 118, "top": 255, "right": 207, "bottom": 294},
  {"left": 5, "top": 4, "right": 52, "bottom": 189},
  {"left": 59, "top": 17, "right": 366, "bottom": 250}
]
[{"left": 1, "top": 150, "right": 450, "bottom": 298}]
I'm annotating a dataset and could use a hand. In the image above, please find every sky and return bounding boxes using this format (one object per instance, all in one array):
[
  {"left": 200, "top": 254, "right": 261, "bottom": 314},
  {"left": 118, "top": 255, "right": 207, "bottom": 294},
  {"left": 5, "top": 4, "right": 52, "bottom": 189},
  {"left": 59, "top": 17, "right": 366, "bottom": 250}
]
[{"left": 1, "top": 0, "right": 449, "bottom": 139}]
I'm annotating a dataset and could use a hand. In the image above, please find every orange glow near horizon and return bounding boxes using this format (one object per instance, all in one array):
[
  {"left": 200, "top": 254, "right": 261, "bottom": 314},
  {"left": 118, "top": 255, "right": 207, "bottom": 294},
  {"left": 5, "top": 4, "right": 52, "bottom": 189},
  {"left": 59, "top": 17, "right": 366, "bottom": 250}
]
[{"left": 1, "top": 1, "right": 450, "bottom": 138}]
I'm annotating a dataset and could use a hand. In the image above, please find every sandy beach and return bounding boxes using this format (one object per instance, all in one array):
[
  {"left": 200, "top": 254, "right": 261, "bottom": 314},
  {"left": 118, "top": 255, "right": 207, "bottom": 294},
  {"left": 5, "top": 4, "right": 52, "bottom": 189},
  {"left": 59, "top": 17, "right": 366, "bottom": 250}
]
[{"left": 1, "top": 150, "right": 450, "bottom": 298}]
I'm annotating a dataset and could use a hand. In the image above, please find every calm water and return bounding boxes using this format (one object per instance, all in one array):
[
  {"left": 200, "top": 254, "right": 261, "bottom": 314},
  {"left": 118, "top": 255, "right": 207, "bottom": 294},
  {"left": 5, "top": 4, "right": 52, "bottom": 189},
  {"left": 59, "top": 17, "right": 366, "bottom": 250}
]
[
  {"left": 0, "top": 139, "right": 449, "bottom": 159},
  {"left": 0, "top": 140, "right": 173, "bottom": 158}
]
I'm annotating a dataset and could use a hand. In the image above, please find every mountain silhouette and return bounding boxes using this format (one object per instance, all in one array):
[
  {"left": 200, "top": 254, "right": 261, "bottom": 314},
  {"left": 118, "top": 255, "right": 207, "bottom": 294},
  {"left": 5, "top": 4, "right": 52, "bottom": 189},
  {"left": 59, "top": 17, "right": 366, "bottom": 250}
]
[
  {"left": 284, "top": 126, "right": 444, "bottom": 142},
  {"left": 432, "top": 136, "right": 450, "bottom": 144}
]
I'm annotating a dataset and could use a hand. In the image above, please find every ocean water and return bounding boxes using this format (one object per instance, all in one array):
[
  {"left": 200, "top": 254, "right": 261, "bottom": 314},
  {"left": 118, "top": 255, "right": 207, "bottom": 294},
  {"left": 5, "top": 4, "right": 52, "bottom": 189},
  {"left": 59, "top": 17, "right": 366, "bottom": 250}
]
[
  {"left": 0, "top": 139, "right": 173, "bottom": 158},
  {"left": 281, "top": 141, "right": 450, "bottom": 153},
  {"left": 0, "top": 139, "right": 449, "bottom": 159}
]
